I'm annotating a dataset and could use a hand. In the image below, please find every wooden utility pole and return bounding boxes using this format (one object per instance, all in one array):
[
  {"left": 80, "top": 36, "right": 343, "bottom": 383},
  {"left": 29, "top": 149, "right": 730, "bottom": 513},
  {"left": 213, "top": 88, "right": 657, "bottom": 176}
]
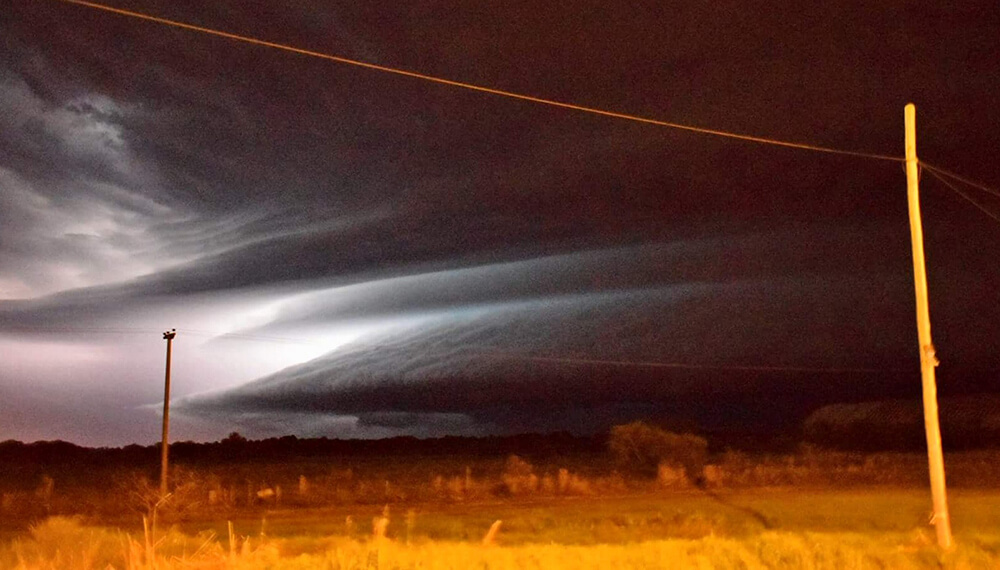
[
  {"left": 160, "top": 328, "right": 176, "bottom": 499},
  {"left": 904, "top": 103, "right": 953, "bottom": 550}
]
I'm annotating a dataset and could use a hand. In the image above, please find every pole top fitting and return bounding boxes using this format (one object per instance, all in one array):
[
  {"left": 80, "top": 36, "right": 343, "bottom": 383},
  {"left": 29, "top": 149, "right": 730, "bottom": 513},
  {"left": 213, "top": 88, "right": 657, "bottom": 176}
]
[{"left": 163, "top": 328, "right": 177, "bottom": 340}]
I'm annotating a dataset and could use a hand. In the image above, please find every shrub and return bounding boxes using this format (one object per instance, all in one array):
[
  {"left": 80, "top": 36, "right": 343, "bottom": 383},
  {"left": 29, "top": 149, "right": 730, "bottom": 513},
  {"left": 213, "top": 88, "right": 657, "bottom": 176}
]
[
  {"left": 501, "top": 455, "right": 538, "bottom": 495},
  {"left": 701, "top": 464, "right": 726, "bottom": 487},
  {"left": 608, "top": 422, "right": 708, "bottom": 482},
  {"left": 656, "top": 464, "right": 690, "bottom": 488},
  {"left": 556, "top": 468, "right": 592, "bottom": 495}
]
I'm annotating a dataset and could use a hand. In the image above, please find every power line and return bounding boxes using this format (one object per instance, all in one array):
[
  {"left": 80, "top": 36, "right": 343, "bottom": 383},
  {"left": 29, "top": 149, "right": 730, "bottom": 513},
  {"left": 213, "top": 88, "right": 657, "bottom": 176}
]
[
  {"left": 479, "top": 349, "right": 891, "bottom": 375},
  {"left": 924, "top": 167, "right": 1000, "bottom": 226},
  {"left": 55, "top": 0, "right": 1000, "bottom": 216},
  {"left": 0, "top": 326, "right": 160, "bottom": 335},
  {"left": 922, "top": 163, "right": 1000, "bottom": 199},
  {"left": 55, "top": 0, "right": 905, "bottom": 162},
  {"left": 177, "top": 328, "right": 326, "bottom": 346},
  {"left": 0, "top": 325, "right": 326, "bottom": 345},
  {"left": 2, "top": 323, "right": 893, "bottom": 373}
]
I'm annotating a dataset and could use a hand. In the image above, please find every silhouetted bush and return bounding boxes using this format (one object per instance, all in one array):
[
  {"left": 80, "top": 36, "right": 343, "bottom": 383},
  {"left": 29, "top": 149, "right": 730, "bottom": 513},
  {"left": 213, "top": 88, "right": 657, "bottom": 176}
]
[
  {"left": 803, "top": 396, "right": 1000, "bottom": 451},
  {"left": 608, "top": 422, "right": 707, "bottom": 481}
]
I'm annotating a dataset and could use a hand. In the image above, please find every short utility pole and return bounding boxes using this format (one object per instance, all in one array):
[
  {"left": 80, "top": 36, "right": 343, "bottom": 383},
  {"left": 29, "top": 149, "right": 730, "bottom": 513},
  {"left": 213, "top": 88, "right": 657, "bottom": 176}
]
[
  {"left": 160, "top": 328, "right": 177, "bottom": 499},
  {"left": 904, "top": 103, "right": 953, "bottom": 550}
]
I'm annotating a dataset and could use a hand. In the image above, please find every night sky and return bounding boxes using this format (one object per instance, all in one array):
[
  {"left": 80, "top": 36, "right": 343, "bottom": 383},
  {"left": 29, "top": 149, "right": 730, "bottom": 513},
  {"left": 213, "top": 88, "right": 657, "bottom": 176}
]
[{"left": 1, "top": 0, "right": 998, "bottom": 446}]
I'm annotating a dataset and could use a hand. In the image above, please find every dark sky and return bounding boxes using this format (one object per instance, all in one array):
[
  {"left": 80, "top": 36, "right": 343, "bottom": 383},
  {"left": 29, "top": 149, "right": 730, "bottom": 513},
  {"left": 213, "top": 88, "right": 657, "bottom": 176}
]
[{"left": 1, "top": 0, "right": 998, "bottom": 445}]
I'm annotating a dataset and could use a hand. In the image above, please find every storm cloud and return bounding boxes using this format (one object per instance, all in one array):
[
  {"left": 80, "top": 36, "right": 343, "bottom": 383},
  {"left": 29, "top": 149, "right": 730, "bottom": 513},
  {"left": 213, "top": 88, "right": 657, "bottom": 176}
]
[{"left": 1, "top": 0, "right": 998, "bottom": 445}]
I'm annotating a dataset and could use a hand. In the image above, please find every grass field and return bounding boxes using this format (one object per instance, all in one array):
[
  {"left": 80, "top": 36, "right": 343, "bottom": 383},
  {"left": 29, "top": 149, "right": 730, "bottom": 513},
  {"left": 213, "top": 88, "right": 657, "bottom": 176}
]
[
  {"left": 206, "top": 488, "right": 1000, "bottom": 544},
  {"left": 4, "top": 488, "right": 1000, "bottom": 569}
]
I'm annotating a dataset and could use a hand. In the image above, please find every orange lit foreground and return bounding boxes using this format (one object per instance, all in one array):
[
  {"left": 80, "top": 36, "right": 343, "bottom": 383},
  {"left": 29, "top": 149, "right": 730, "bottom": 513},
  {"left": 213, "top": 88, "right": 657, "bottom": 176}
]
[{"left": 4, "top": 516, "right": 996, "bottom": 569}]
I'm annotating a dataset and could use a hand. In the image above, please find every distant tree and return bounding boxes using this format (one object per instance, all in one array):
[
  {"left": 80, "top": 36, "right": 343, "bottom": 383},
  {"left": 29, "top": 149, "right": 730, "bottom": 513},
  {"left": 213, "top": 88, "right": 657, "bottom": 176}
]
[
  {"left": 608, "top": 421, "right": 708, "bottom": 482},
  {"left": 221, "top": 432, "right": 248, "bottom": 445}
]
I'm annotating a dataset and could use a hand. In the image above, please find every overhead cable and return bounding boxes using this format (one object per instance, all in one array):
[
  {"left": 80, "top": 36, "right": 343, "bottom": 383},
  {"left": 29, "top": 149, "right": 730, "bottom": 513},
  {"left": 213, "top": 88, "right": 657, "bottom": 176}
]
[
  {"left": 177, "top": 328, "right": 326, "bottom": 345},
  {"left": 481, "top": 349, "right": 890, "bottom": 374},
  {"left": 924, "top": 168, "right": 1000, "bottom": 226},
  {"left": 922, "top": 163, "right": 1000, "bottom": 199},
  {"left": 1, "top": 323, "right": 893, "bottom": 373},
  {"left": 56, "top": 0, "right": 904, "bottom": 162}
]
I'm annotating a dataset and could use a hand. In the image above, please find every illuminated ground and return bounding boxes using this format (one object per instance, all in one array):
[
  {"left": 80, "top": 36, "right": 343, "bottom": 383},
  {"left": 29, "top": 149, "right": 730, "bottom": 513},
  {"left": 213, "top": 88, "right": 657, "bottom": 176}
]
[
  {"left": 5, "top": 488, "right": 1000, "bottom": 569},
  {"left": 187, "top": 488, "right": 1000, "bottom": 544}
]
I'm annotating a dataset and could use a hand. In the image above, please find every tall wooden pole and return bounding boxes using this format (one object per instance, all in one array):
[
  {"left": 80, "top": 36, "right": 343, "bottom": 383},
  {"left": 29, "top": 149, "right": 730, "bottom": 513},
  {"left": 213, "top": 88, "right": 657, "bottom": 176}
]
[
  {"left": 160, "top": 328, "right": 176, "bottom": 499},
  {"left": 904, "top": 103, "right": 953, "bottom": 549}
]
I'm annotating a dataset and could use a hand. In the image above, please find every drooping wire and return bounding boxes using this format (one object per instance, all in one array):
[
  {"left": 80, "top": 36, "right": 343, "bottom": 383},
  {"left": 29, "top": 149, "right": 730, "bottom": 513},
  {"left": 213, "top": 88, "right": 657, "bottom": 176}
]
[
  {"left": 922, "top": 162, "right": 1000, "bottom": 199},
  {"left": 52, "top": 0, "right": 1000, "bottom": 211},
  {"left": 177, "top": 328, "right": 326, "bottom": 345},
  {"left": 0, "top": 325, "right": 160, "bottom": 335},
  {"left": 0, "top": 323, "right": 898, "bottom": 374},
  {"left": 477, "top": 348, "right": 892, "bottom": 374},
  {"left": 0, "top": 324, "right": 327, "bottom": 345},
  {"left": 924, "top": 167, "right": 1000, "bottom": 226},
  {"left": 54, "top": 0, "right": 904, "bottom": 162}
]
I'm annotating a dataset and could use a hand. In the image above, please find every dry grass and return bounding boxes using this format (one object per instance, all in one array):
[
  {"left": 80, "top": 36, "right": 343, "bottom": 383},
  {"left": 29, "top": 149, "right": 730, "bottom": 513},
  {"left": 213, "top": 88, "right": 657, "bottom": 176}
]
[
  {"left": 6, "top": 449, "right": 1000, "bottom": 569},
  {"left": 6, "top": 449, "right": 1000, "bottom": 528},
  {"left": 4, "top": 516, "right": 1000, "bottom": 569}
]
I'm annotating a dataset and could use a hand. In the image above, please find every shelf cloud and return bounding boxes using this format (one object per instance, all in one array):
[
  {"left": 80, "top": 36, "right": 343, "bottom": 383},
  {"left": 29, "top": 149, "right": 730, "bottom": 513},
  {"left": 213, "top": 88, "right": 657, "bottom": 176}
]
[{"left": 2, "top": 0, "right": 998, "bottom": 445}]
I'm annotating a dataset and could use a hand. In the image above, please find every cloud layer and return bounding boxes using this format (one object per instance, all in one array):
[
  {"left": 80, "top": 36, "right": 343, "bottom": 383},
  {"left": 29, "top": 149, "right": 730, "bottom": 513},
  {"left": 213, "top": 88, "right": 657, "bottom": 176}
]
[{"left": 1, "top": 0, "right": 998, "bottom": 444}]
